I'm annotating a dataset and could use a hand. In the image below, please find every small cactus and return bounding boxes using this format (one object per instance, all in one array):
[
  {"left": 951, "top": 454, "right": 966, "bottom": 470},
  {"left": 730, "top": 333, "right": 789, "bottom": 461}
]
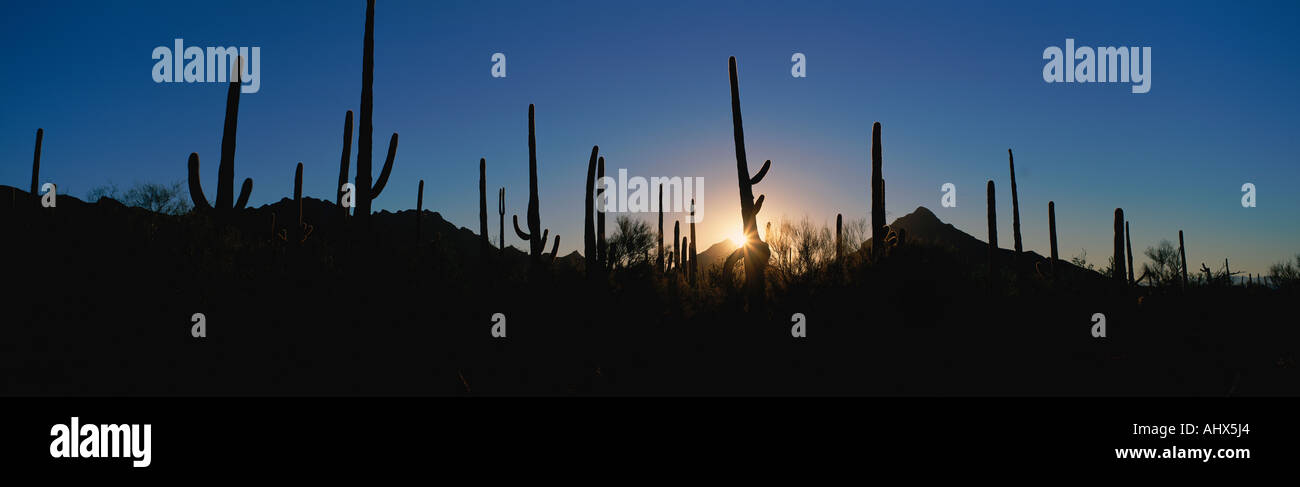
[
  {"left": 673, "top": 220, "right": 681, "bottom": 274},
  {"left": 31, "top": 128, "right": 43, "bottom": 196},
  {"left": 987, "top": 180, "right": 998, "bottom": 277},
  {"left": 293, "top": 163, "right": 312, "bottom": 244},
  {"left": 497, "top": 187, "right": 505, "bottom": 254},
  {"left": 336, "top": 110, "right": 353, "bottom": 218},
  {"left": 583, "top": 146, "right": 599, "bottom": 274},
  {"left": 835, "top": 213, "right": 843, "bottom": 265},
  {"left": 657, "top": 184, "right": 664, "bottom": 272},
  {"left": 871, "top": 123, "right": 885, "bottom": 261},
  {"left": 597, "top": 155, "right": 607, "bottom": 270},
  {"left": 1048, "top": 201, "right": 1058, "bottom": 275},
  {"left": 479, "top": 158, "right": 489, "bottom": 257},
  {"left": 416, "top": 179, "right": 424, "bottom": 244},
  {"left": 1125, "top": 220, "right": 1134, "bottom": 285},
  {"left": 1178, "top": 230, "right": 1188, "bottom": 288},
  {"left": 1112, "top": 208, "right": 1126, "bottom": 282},
  {"left": 1009, "top": 149, "right": 1022, "bottom": 254},
  {"left": 689, "top": 198, "right": 697, "bottom": 285}
]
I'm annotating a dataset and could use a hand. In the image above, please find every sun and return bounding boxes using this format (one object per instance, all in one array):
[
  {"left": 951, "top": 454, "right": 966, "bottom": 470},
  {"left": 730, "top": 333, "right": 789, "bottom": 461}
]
[{"left": 731, "top": 230, "right": 748, "bottom": 248}]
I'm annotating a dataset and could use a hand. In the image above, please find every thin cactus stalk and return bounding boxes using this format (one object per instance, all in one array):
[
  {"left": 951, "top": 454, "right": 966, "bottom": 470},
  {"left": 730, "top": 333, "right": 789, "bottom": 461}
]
[
  {"left": 416, "top": 179, "right": 424, "bottom": 244},
  {"left": 728, "top": 56, "right": 772, "bottom": 309},
  {"left": 1048, "top": 201, "right": 1058, "bottom": 275},
  {"left": 682, "top": 237, "right": 689, "bottom": 271},
  {"left": 511, "top": 104, "right": 560, "bottom": 273},
  {"left": 987, "top": 180, "right": 997, "bottom": 277},
  {"left": 479, "top": 158, "right": 489, "bottom": 256},
  {"left": 498, "top": 187, "right": 505, "bottom": 254},
  {"left": 1125, "top": 221, "right": 1134, "bottom": 285},
  {"left": 689, "top": 198, "right": 697, "bottom": 286},
  {"left": 597, "top": 155, "right": 607, "bottom": 270},
  {"left": 673, "top": 220, "right": 681, "bottom": 274},
  {"left": 353, "top": 0, "right": 398, "bottom": 226},
  {"left": 871, "top": 122, "right": 884, "bottom": 261},
  {"left": 584, "top": 146, "right": 599, "bottom": 274},
  {"left": 294, "top": 162, "right": 304, "bottom": 226},
  {"left": 31, "top": 128, "right": 43, "bottom": 196},
  {"left": 1178, "top": 230, "right": 1188, "bottom": 288},
  {"left": 1009, "top": 149, "right": 1022, "bottom": 254},
  {"left": 1113, "top": 208, "right": 1126, "bottom": 282},
  {"left": 835, "top": 213, "right": 843, "bottom": 265},
  {"left": 337, "top": 110, "right": 353, "bottom": 217},
  {"left": 188, "top": 57, "right": 253, "bottom": 217},
  {"left": 657, "top": 184, "right": 664, "bottom": 272}
]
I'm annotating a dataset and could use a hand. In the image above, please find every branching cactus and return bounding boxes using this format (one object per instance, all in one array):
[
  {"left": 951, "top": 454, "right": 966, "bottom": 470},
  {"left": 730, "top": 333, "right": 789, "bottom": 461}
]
[
  {"left": 1009, "top": 149, "right": 1022, "bottom": 254},
  {"left": 337, "top": 110, "right": 353, "bottom": 218},
  {"left": 1048, "top": 201, "right": 1058, "bottom": 275},
  {"left": 353, "top": 0, "right": 399, "bottom": 226},
  {"left": 188, "top": 57, "right": 253, "bottom": 217},
  {"left": 728, "top": 57, "right": 772, "bottom": 308},
  {"left": 871, "top": 123, "right": 885, "bottom": 261},
  {"left": 987, "top": 180, "right": 998, "bottom": 277},
  {"left": 511, "top": 104, "right": 561, "bottom": 274},
  {"left": 1112, "top": 208, "right": 1127, "bottom": 282},
  {"left": 584, "top": 146, "right": 599, "bottom": 274}
]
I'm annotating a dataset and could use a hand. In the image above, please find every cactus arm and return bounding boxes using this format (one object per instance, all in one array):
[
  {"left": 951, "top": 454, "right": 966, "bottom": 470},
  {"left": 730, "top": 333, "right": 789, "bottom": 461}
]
[
  {"left": 234, "top": 178, "right": 253, "bottom": 211},
  {"left": 750, "top": 159, "right": 770, "bottom": 186},
  {"left": 187, "top": 153, "right": 212, "bottom": 212},
  {"left": 370, "top": 132, "right": 398, "bottom": 198},
  {"left": 753, "top": 194, "right": 765, "bottom": 216},
  {"left": 540, "top": 229, "right": 549, "bottom": 248},
  {"left": 548, "top": 234, "right": 561, "bottom": 259},
  {"left": 31, "top": 128, "right": 43, "bottom": 195},
  {"left": 513, "top": 214, "right": 531, "bottom": 240},
  {"left": 337, "top": 111, "right": 353, "bottom": 207}
]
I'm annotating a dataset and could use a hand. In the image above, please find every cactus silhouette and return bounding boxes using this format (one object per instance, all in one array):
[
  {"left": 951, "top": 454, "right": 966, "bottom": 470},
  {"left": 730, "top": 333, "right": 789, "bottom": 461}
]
[
  {"left": 479, "top": 158, "right": 489, "bottom": 257},
  {"left": 673, "top": 220, "right": 681, "bottom": 274},
  {"left": 293, "top": 162, "right": 309, "bottom": 244},
  {"left": 30, "top": 128, "right": 43, "bottom": 196},
  {"left": 835, "top": 213, "right": 843, "bottom": 265},
  {"left": 1178, "top": 230, "right": 1188, "bottom": 288},
  {"left": 871, "top": 123, "right": 885, "bottom": 261},
  {"left": 187, "top": 57, "right": 253, "bottom": 217},
  {"left": 497, "top": 187, "right": 505, "bottom": 254},
  {"left": 657, "top": 184, "right": 664, "bottom": 272},
  {"left": 987, "top": 180, "right": 997, "bottom": 277},
  {"left": 583, "top": 146, "right": 599, "bottom": 275},
  {"left": 689, "top": 198, "right": 697, "bottom": 286},
  {"left": 416, "top": 179, "right": 424, "bottom": 244},
  {"left": 353, "top": 0, "right": 399, "bottom": 226},
  {"left": 1009, "top": 149, "right": 1022, "bottom": 254},
  {"left": 728, "top": 57, "right": 772, "bottom": 308},
  {"left": 337, "top": 110, "right": 353, "bottom": 218},
  {"left": 1125, "top": 221, "right": 1134, "bottom": 285},
  {"left": 511, "top": 104, "right": 561, "bottom": 274},
  {"left": 1112, "top": 208, "right": 1126, "bottom": 282},
  {"left": 682, "top": 237, "right": 689, "bottom": 271},
  {"left": 1048, "top": 201, "right": 1058, "bottom": 275},
  {"left": 597, "top": 155, "right": 607, "bottom": 270}
]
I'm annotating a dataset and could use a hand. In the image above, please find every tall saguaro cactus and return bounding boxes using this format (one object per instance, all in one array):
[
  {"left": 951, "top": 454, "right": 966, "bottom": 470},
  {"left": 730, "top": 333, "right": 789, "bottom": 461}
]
[
  {"left": 1125, "top": 221, "right": 1134, "bottom": 285},
  {"left": 1048, "top": 201, "right": 1058, "bottom": 275},
  {"left": 511, "top": 104, "right": 560, "bottom": 273},
  {"left": 835, "top": 213, "right": 843, "bottom": 265},
  {"left": 728, "top": 56, "right": 772, "bottom": 308},
  {"left": 497, "top": 187, "right": 506, "bottom": 254},
  {"left": 584, "top": 146, "right": 600, "bottom": 274},
  {"left": 353, "top": 0, "right": 399, "bottom": 226},
  {"left": 987, "top": 181, "right": 998, "bottom": 277},
  {"left": 188, "top": 57, "right": 253, "bottom": 217},
  {"left": 1178, "top": 230, "right": 1188, "bottom": 289},
  {"left": 1009, "top": 149, "right": 1022, "bottom": 254},
  {"left": 479, "top": 158, "right": 489, "bottom": 256},
  {"left": 871, "top": 122, "right": 885, "bottom": 261},
  {"left": 337, "top": 110, "right": 353, "bottom": 217},
  {"left": 1112, "top": 208, "right": 1127, "bottom": 282},
  {"left": 657, "top": 184, "right": 664, "bottom": 272},
  {"left": 31, "top": 128, "right": 43, "bottom": 196},
  {"left": 689, "top": 198, "right": 697, "bottom": 285}
]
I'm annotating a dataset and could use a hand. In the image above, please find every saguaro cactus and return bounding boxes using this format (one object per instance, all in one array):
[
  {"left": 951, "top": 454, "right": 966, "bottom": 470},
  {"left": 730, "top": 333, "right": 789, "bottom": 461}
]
[
  {"left": 353, "top": 0, "right": 399, "bottom": 226},
  {"left": 689, "top": 198, "right": 697, "bottom": 285},
  {"left": 673, "top": 220, "right": 681, "bottom": 274},
  {"left": 835, "top": 213, "right": 843, "bottom": 265},
  {"left": 597, "top": 156, "right": 607, "bottom": 270},
  {"left": 31, "top": 128, "right": 43, "bottom": 196},
  {"left": 337, "top": 110, "right": 353, "bottom": 217},
  {"left": 987, "top": 180, "right": 998, "bottom": 276},
  {"left": 511, "top": 104, "right": 561, "bottom": 273},
  {"left": 294, "top": 162, "right": 304, "bottom": 225},
  {"left": 416, "top": 179, "right": 424, "bottom": 244},
  {"left": 1125, "top": 221, "right": 1134, "bottom": 285},
  {"left": 871, "top": 123, "right": 885, "bottom": 261},
  {"left": 728, "top": 57, "right": 772, "bottom": 308},
  {"left": 584, "top": 146, "right": 599, "bottom": 274},
  {"left": 188, "top": 57, "right": 253, "bottom": 217},
  {"left": 1112, "top": 208, "right": 1126, "bottom": 282},
  {"left": 1178, "top": 230, "right": 1188, "bottom": 288},
  {"left": 1048, "top": 201, "right": 1058, "bottom": 274},
  {"left": 497, "top": 187, "right": 506, "bottom": 254},
  {"left": 1009, "top": 149, "right": 1022, "bottom": 254},
  {"left": 657, "top": 184, "right": 664, "bottom": 272},
  {"left": 479, "top": 158, "right": 489, "bottom": 256},
  {"left": 682, "top": 237, "right": 689, "bottom": 271}
]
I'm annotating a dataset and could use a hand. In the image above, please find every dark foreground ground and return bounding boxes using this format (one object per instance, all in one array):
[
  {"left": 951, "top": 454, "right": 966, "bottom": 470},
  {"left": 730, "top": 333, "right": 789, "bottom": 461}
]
[{"left": 2, "top": 188, "right": 1295, "bottom": 396}]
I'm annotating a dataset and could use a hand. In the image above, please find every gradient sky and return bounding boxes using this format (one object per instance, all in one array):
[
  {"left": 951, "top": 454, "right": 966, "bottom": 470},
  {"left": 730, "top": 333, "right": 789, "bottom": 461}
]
[{"left": 2, "top": 0, "right": 1297, "bottom": 274}]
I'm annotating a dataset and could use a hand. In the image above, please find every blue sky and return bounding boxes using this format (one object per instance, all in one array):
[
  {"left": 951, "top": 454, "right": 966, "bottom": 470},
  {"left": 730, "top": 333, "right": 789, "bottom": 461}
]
[{"left": 2, "top": 0, "right": 1297, "bottom": 273}]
